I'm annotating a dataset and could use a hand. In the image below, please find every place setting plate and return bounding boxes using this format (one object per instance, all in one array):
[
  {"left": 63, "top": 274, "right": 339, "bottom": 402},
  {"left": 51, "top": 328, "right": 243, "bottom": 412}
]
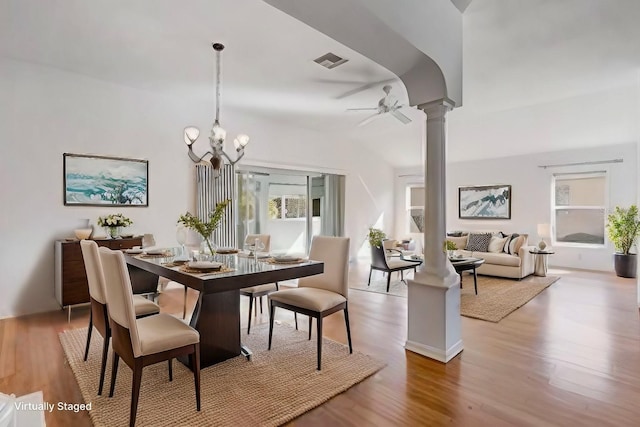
[
  {"left": 179, "top": 261, "right": 227, "bottom": 274},
  {"left": 269, "top": 255, "right": 306, "bottom": 264}
]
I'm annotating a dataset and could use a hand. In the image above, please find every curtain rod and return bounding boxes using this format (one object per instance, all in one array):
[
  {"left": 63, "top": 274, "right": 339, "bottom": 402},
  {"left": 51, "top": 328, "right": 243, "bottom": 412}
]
[{"left": 538, "top": 159, "right": 623, "bottom": 169}]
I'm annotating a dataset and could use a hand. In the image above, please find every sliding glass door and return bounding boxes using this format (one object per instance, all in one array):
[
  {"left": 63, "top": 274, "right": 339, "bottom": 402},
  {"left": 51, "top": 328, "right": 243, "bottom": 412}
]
[{"left": 236, "top": 167, "right": 344, "bottom": 254}]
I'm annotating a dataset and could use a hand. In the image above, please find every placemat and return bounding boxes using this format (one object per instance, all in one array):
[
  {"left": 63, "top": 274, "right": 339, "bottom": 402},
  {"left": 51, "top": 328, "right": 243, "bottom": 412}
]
[
  {"left": 178, "top": 265, "right": 235, "bottom": 275},
  {"left": 138, "top": 252, "right": 173, "bottom": 259}
]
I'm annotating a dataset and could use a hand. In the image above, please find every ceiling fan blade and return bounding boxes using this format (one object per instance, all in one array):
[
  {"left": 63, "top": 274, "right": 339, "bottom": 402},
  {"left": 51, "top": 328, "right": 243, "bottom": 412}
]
[
  {"left": 335, "top": 78, "right": 396, "bottom": 99},
  {"left": 346, "top": 107, "right": 378, "bottom": 111},
  {"left": 390, "top": 109, "right": 412, "bottom": 124},
  {"left": 358, "top": 113, "right": 383, "bottom": 127}
]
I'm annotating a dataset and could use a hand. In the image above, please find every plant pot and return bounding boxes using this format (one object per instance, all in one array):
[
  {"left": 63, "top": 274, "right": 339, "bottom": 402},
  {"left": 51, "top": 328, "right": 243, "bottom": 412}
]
[{"left": 613, "top": 253, "right": 637, "bottom": 278}]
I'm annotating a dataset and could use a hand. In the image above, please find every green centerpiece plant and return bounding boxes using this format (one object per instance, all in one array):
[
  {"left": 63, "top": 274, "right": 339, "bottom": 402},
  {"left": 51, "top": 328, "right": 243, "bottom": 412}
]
[
  {"left": 606, "top": 205, "right": 640, "bottom": 278},
  {"left": 178, "top": 199, "right": 230, "bottom": 256},
  {"left": 367, "top": 227, "right": 386, "bottom": 248}
]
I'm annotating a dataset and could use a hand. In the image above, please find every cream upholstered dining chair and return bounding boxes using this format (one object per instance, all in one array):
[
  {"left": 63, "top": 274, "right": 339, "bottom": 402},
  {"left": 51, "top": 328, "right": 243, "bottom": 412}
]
[
  {"left": 239, "top": 234, "right": 276, "bottom": 334},
  {"left": 80, "top": 240, "right": 160, "bottom": 396},
  {"left": 268, "top": 235, "right": 352, "bottom": 370},
  {"left": 99, "top": 247, "right": 201, "bottom": 427}
]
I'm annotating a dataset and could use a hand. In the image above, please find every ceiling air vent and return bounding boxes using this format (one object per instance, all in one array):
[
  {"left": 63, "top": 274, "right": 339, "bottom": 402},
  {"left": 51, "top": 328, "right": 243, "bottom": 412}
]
[{"left": 313, "top": 52, "right": 348, "bottom": 69}]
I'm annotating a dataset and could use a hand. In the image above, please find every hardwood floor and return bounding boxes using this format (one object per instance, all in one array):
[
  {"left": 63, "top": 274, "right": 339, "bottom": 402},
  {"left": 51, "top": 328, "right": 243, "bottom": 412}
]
[{"left": 1, "top": 264, "right": 639, "bottom": 426}]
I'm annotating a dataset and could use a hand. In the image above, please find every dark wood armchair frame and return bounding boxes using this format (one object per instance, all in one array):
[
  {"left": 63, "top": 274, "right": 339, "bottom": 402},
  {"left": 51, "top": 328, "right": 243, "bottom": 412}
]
[
  {"left": 108, "top": 319, "right": 201, "bottom": 427},
  {"left": 368, "top": 245, "right": 422, "bottom": 292},
  {"left": 240, "top": 282, "right": 279, "bottom": 334},
  {"left": 83, "top": 298, "right": 158, "bottom": 396},
  {"left": 268, "top": 299, "right": 352, "bottom": 371}
]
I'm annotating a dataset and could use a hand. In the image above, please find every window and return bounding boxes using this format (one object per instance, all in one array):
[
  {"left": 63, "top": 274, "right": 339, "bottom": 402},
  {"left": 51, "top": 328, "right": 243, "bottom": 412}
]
[
  {"left": 268, "top": 195, "right": 307, "bottom": 219},
  {"left": 552, "top": 172, "right": 606, "bottom": 245}
]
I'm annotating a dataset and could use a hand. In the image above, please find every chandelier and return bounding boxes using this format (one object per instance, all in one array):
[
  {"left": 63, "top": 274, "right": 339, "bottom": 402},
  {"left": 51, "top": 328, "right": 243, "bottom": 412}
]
[{"left": 184, "top": 43, "right": 249, "bottom": 176}]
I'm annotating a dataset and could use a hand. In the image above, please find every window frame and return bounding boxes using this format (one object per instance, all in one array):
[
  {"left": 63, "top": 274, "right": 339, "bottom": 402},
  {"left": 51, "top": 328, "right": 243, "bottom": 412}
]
[{"left": 551, "top": 170, "right": 608, "bottom": 248}]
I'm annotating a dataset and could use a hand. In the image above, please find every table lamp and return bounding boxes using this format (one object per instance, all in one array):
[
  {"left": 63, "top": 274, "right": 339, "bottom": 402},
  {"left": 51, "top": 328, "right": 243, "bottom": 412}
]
[{"left": 537, "top": 223, "right": 551, "bottom": 250}]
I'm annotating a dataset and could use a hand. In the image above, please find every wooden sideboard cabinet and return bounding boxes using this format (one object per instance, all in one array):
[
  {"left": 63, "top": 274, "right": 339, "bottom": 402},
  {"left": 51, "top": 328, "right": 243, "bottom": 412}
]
[{"left": 54, "top": 237, "right": 143, "bottom": 310}]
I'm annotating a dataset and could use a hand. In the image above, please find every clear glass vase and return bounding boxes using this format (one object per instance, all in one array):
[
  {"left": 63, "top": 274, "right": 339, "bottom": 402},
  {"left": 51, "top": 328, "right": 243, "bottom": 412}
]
[{"left": 107, "top": 226, "right": 120, "bottom": 239}]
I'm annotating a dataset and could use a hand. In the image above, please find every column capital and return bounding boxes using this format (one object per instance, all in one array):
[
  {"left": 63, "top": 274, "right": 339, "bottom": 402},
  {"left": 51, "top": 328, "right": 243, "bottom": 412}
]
[{"left": 417, "top": 97, "right": 455, "bottom": 117}]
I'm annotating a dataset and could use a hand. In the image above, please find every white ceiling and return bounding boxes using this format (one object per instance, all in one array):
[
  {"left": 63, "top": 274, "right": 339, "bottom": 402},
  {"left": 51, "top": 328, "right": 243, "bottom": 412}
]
[{"left": 2, "top": 0, "right": 640, "bottom": 167}]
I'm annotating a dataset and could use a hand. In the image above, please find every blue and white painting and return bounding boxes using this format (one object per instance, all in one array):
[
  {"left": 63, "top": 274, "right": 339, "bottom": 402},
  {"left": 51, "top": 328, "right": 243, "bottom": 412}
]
[
  {"left": 459, "top": 185, "right": 511, "bottom": 219},
  {"left": 64, "top": 154, "right": 148, "bottom": 206}
]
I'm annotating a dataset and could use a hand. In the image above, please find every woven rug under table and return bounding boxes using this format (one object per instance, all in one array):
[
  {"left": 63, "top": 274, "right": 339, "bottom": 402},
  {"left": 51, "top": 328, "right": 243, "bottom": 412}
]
[
  {"left": 350, "top": 274, "right": 560, "bottom": 322},
  {"left": 59, "top": 322, "right": 385, "bottom": 427}
]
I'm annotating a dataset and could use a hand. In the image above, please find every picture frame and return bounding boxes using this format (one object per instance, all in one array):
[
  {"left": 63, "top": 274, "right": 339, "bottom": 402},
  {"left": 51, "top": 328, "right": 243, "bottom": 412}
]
[
  {"left": 458, "top": 184, "right": 511, "bottom": 220},
  {"left": 63, "top": 153, "right": 149, "bottom": 206}
]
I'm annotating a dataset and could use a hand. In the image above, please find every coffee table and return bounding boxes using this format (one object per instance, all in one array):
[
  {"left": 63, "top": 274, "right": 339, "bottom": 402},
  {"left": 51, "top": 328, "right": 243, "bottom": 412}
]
[{"left": 450, "top": 257, "right": 485, "bottom": 295}]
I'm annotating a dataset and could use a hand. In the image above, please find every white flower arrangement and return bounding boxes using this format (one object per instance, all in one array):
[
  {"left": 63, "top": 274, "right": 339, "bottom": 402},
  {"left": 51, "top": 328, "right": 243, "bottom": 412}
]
[{"left": 97, "top": 213, "right": 133, "bottom": 228}]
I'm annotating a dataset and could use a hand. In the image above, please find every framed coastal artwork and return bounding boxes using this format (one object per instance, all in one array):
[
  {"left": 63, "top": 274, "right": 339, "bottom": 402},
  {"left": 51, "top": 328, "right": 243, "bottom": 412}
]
[
  {"left": 63, "top": 153, "right": 149, "bottom": 206},
  {"left": 458, "top": 184, "right": 511, "bottom": 219}
]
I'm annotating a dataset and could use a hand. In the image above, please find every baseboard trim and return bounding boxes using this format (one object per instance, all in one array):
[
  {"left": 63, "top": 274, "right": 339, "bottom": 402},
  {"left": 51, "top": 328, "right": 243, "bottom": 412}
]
[{"left": 405, "top": 339, "right": 464, "bottom": 363}]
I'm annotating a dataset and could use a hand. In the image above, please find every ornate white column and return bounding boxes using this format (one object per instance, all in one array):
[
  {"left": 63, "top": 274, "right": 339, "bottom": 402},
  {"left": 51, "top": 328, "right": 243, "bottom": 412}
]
[{"left": 405, "top": 98, "right": 463, "bottom": 363}]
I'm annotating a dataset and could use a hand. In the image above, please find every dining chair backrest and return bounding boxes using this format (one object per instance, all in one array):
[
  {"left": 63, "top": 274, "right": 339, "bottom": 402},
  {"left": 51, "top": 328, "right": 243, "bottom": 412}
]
[
  {"left": 245, "top": 234, "right": 271, "bottom": 252},
  {"left": 298, "top": 236, "right": 350, "bottom": 298},
  {"left": 98, "top": 247, "right": 143, "bottom": 357},
  {"left": 80, "top": 240, "right": 107, "bottom": 304}
]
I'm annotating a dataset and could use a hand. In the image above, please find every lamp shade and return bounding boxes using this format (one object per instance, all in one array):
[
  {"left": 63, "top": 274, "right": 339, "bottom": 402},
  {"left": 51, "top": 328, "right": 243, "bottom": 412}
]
[{"left": 537, "top": 223, "right": 550, "bottom": 237}]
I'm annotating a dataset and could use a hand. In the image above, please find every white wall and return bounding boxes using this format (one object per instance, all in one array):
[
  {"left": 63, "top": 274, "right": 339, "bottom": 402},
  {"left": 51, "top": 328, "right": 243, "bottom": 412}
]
[
  {"left": 395, "top": 143, "right": 638, "bottom": 271},
  {"left": 0, "top": 57, "right": 394, "bottom": 318}
]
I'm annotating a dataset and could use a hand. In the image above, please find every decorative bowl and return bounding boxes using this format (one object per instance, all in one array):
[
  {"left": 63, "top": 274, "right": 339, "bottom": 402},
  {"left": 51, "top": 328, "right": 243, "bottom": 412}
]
[{"left": 74, "top": 228, "right": 92, "bottom": 240}]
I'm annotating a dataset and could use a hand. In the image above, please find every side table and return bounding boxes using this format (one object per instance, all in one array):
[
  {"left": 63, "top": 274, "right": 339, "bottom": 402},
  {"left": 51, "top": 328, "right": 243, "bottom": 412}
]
[{"left": 529, "top": 249, "right": 555, "bottom": 277}]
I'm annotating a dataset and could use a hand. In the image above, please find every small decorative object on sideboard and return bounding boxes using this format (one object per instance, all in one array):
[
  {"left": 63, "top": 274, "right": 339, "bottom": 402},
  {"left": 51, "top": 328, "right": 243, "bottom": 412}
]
[
  {"left": 97, "top": 213, "right": 133, "bottom": 239},
  {"left": 74, "top": 228, "right": 92, "bottom": 240},
  {"left": 606, "top": 205, "right": 640, "bottom": 278}
]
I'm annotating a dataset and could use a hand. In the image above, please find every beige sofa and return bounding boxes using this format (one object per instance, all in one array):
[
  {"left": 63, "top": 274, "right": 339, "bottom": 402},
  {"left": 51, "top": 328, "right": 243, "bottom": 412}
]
[{"left": 447, "top": 233, "right": 535, "bottom": 279}]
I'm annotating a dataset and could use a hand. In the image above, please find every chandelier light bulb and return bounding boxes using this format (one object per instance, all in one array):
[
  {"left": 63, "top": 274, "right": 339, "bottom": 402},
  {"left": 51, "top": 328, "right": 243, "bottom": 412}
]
[{"left": 184, "top": 126, "right": 200, "bottom": 146}]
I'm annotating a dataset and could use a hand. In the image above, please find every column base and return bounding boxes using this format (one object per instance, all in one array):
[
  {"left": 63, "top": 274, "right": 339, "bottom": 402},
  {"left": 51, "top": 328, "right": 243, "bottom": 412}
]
[
  {"left": 405, "top": 338, "right": 463, "bottom": 363},
  {"left": 406, "top": 262, "right": 463, "bottom": 364}
]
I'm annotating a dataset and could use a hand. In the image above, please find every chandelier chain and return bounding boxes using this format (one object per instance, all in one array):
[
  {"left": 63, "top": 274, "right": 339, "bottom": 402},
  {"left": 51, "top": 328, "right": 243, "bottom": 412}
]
[{"left": 215, "top": 48, "right": 221, "bottom": 124}]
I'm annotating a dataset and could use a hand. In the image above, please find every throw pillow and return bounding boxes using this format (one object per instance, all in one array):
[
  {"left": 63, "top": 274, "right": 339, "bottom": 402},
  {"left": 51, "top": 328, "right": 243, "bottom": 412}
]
[
  {"left": 466, "top": 233, "right": 492, "bottom": 252},
  {"left": 447, "top": 235, "right": 468, "bottom": 250},
  {"left": 488, "top": 235, "right": 509, "bottom": 253},
  {"left": 503, "top": 233, "right": 517, "bottom": 254},
  {"left": 507, "top": 235, "right": 526, "bottom": 255}
]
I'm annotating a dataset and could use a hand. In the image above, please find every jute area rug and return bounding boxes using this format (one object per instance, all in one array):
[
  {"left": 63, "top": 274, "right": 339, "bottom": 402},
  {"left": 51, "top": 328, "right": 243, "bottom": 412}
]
[
  {"left": 59, "top": 323, "right": 385, "bottom": 427},
  {"left": 350, "top": 274, "right": 560, "bottom": 323}
]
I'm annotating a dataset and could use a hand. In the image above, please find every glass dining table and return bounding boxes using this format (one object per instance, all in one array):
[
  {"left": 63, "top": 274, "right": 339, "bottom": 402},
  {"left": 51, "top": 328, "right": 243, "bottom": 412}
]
[{"left": 124, "top": 249, "right": 323, "bottom": 368}]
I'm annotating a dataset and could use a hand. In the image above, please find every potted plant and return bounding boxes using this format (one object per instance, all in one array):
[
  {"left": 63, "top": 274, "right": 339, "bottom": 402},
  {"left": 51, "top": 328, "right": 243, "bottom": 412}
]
[
  {"left": 444, "top": 240, "right": 458, "bottom": 258},
  {"left": 178, "top": 200, "right": 230, "bottom": 256},
  {"left": 606, "top": 205, "right": 640, "bottom": 278},
  {"left": 367, "top": 227, "right": 386, "bottom": 248}
]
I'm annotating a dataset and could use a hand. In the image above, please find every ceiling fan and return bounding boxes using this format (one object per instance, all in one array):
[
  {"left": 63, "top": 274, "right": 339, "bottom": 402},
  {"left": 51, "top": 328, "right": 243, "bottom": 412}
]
[{"left": 346, "top": 85, "right": 412, "bottom": 127}]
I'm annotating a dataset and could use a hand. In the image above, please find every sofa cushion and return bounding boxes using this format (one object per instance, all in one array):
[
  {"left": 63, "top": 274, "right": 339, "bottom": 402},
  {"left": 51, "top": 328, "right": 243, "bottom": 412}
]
[
  {"left": 466, "top": 233, "right": 492, "bottom": 252},
  {"left": 475, "top": 251, "right": 521, "bottom": 267},
  {"left": 447, "top": 235, "right": 468, "bottom": 250},
  {"left": 488, "top": 235, "right": 509, "bottom": 253}
]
